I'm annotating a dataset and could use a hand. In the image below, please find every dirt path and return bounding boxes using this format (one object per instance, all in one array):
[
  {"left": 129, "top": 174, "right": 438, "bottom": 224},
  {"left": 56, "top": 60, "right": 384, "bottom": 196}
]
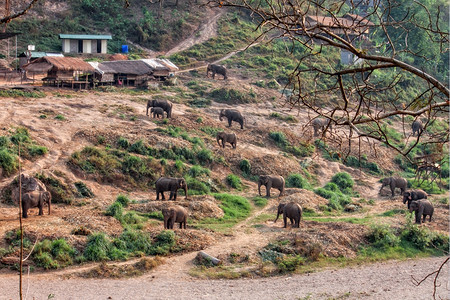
[{"left": 0, "top": 256, "right": 447, "bottom": 299}]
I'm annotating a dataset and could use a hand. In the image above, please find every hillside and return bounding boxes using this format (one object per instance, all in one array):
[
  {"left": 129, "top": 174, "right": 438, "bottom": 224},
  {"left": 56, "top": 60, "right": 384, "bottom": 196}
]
[{"left": 0, "top": 1, "right": 448, "bottom": 298}]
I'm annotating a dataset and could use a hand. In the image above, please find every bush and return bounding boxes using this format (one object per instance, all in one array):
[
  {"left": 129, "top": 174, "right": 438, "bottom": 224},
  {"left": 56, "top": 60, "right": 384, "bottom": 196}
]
[
  {"left": 189, "top": 165, "right": 210, "bottom": 178},
  {"left": 367, "top": 225, "right": 400, "bottom": 248},
  {"left": 129, "top": 140, "right": 147, "bottom": 155},
  {"left": 106, "top": 202, "right": 123, "bottom": 220},
  {"left": 269, "top": 131, "right": 288, "bottom": 147},
  {"left": 286, "top": 174, "right": 310, "bottom": 189},
  {"left": 74, "top": 181, "right": 95, "bottom": 198},
  {"left": 331, "top": 172, "right": 354, "bottom": 190},
  {"left": 0, "top": 148, "right": 17, "bottom": 175},
  {"left": 117, "top": 137, "right": 130, "bottom": 149},
  {"left": 27, "top": 145, "right": 48, "bottom": 156},
  {"left": 197, "top": 149, "right": 213, "bottom": 165},
  {"left": 239, "top": 159, "right": 251, "bottom": 175},
  {"left": 276, "top": 255, "right": 304, "bottom": 273},
  {"left": 150, "top": 230, "right": 176, "bottom": 255},
  {"left": 119, "top": 229, "right": 153, "bottom": 254},
  {"left": 116, "top": 194, "right": 131, "bottom": 207},
  {"left": 226, "top": 174, "right": 242, "bottom": 190},
  {"left": 84, "top": 233, "right": 112, "bottom": 261},
  {"left": 186, "top": 177, "right": 210, "bottom": 195}
]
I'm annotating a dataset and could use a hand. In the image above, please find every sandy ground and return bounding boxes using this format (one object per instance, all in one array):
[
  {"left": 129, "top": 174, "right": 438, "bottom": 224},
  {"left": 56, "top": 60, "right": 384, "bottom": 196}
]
[{"left": 0, "top": 256, "right": 448, "bottom": 300}]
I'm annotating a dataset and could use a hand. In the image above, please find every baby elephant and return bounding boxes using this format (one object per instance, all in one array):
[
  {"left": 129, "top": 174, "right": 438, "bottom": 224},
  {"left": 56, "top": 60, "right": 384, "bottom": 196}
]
[
  {"left": 409, "top": 199, "right": 434, "bottom": 224},
  {"left": 274, "top": 202, "right": 302, "bottom": 228},
  {"left": 22, "top": 191, "right": 51, "bottom": 218},
  {"left": 162, "top": 205, "right": 188, "bottom": 229},
  {"left": 403, "top": 189, "right": 428, "bottom": 209},
  {"left": 312, "top": 118, "right": 332, "bottom": 137},
  {"left": 150, "top": 107, "right": 165, "bottom": 119},
  {"left": 216, "top": 132, "right": 237, "bottom": 149},
  {"left": 411, "top": 120, "right": 423, "bottom": 136}
]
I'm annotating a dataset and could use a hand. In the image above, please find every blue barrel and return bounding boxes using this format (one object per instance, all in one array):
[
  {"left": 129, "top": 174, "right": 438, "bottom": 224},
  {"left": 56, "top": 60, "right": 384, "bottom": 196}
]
[{"left": 121, "top": 45, "right": 129, "bottom": 54}]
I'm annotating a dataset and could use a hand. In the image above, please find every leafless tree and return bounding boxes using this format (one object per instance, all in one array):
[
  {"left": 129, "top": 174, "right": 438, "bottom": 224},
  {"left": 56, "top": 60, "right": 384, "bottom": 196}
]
[
  {"left": 0, "top": 0, "right": 40, "bottom": 25},
  {"left": 206, "top": 0, "right": 448, "bottom": 163}
]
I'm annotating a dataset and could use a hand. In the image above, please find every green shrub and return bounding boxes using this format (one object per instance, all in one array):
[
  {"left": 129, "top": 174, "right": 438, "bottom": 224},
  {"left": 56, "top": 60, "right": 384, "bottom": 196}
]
[
  {"left": 286, "top": 174, "right": 310, "bottom": 189},
  {"left": 276, "top": 255, "right": 304, "bottom": 272},
  {"left": 252, "top": 196, "right": 268, "bottom": 207},
  {"left": 269, "top": 131, "right": 288, "bottom": 146},
  {"left": 214, "top": 193, "right": 251, "bottom": 220},
  {"left": 55, "top": 114, "right": 65, "bottom": 120},
  {"left": 84, "top": 233, "right": 112, "bottom": 261},
  {"left": 116, "top": 194, "right": 131, "bottom": 207},
  {"left": 33, "top": 238, "right": 76, "bottom": 269},
  {"left": 34, "top": 252, "right": 59, "bottom": 269},
  {"left": 197, "top": 149, "right": 213, "bottom": 165},
  {"left": 239, "top": 159, "right": 251, "bottom": 175},
  {"left": 74, "top": 181, "right": 95, "bottom": 198},
  {"left": 119, "top": 229, "right": 153, "bottom": 254},
  {"left": 106, "top": 202, "right": 123, "bottom": 220},
  {"left": 35, "top": 173, "right": 75, "bottom": 204},
  {"left": 226, "top": 174, "right": 242, "bottom": 190},
  {"left": 27, "top": 145, "right": 48, "bottom": 156},
  {"left": 129, "top": 140, "right": 148, "bottom": 155},
  {"left": 122, "top": 211, "right": 144, "bottom": 225},
  {"left": 0, "top": 136, "right": 10, "bottom": 147},
  {"left": 10, "top": 127, "right": 31, "bottom": 144},
  {"left": 189, "top": 165, "right": 210, "bottom": 178},
  {"left": 150, "top": 230, "right": 176, "bottom": 255},
  {"left": 0, "top": 148, "right": 17, "bottom": 175},
  {"left": 367, "top": 225, "right": 400, "bottom": 248},
  {"left": 331, "top": 172, "right": 354, "bottom": 190},
  {"left": 117, "top": 137, "right": 130, "bottom": 149},
  {"left": 186, "top": 177, "right": 210, "bottom": 195}
]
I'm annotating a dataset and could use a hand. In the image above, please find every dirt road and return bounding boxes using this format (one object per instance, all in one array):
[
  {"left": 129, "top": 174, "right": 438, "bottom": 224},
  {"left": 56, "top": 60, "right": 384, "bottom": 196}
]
[{"left": 0, "top": 256, "right": 448, "bottom": 300}]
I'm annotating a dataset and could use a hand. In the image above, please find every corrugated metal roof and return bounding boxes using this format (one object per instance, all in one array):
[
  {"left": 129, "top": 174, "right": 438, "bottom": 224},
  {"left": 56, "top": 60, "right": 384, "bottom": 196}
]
[
  {"left": 141, "top": 58, "right": 179, "bottom": 72},
  {"left": 88, "top": 62, "right": 116, "bottom": 74},
  {"left": 101, "top": 60, "right": 153, "bottom": 75},
  {"left": 59, "top": 34, "right": 112, "bottom": 40},
  {"left": 19, "top": 52, "right": 64, "bottom": 58}
]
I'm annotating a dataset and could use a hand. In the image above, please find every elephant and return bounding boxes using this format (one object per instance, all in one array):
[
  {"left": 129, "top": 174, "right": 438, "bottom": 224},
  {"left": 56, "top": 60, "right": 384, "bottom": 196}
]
[
  {"left": 11, "top": 173, "right": 47, "bottom": 204},
  {"left": 379, "top": 177, "right": 408, "bottom": 197},
  {"left": 216, "top": 132, "right": 237, "bottom": 149},
  {"left": 162, "top": 205, "right": 188, "bottom": 229},
  {"left": 412, "top": 120, "right": 424, "bottom": 136},
  {"left": 274, "top": 202, "right": 302, "bottom": 228},
  {"left": 258, "top": 175, "right": 285, "bottom": 198},
  {"left": 155, "top": 177, "right": 188, "bottom": 201},
  {"left": 206, "top": 64, "right": 227, "bottom": 80},
  {"left": 403, "top": 189, "right": 428, "bottom": 209},
  {"left": 219, "top": 109, "right": 245, "bottom": 129},
  {"left": 150, "top": 107, "right": 165, "bottom": 119},
  {"left": 21, "top": 191, "right": 51, "bottom": 218},
  {"left": 312, "top": 118, "right": 332, "bottom": 137},
  {"left": 409, "top": 199, "right": 434, "bottom": 224},
  {"left": 146, "top": 99, "right": 173, "bottom": 118}
]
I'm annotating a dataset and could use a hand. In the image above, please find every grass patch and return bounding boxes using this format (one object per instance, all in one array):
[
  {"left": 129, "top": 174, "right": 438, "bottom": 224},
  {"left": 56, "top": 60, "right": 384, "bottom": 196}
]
[
  {"left": 226, "top": 174, "right": 242, "bottom": 190},
  {"left": 81, "top": 257, "right": 164, "bottom": 278},
  {"left": 252, "top": 196, "right": 268, "bottom": 207},
  {"left": 194, "top": 193, "right": 251, "bottom": 232}
]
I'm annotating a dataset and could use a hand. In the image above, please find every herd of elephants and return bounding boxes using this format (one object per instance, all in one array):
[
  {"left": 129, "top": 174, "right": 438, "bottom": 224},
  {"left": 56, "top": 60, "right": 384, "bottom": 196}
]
[{"left": 17, "top": 66, "right": 432, "bottom": 232}]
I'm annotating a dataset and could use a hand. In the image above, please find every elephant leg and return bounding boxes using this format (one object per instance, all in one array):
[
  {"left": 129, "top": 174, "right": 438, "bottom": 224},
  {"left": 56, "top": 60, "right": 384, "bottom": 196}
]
[
  {"left": 173, "top": 191, "right": 177, "bottom": 201},
  {"left": 169, "top": 191, "right": 174, "bottom": 200},
  {"left": 390, "top": 185, "right": 395, "bottom": 196},
  {"left": 283, "top": 215, "right": 287, "bottom": 228},
  {"left": 38, "top": 204, "right": 43, "bottom": 216},
  {"left": 161, "top": 192, "right": 165, "bottom": 200},
  {"left": 422, "top": 215, "right": 426, "bottom": 223},
  {"left": 228, "top": 118, "right": 232, "bottom": 127},
  {"left": 266, "top": 183, "right": 272, "bottom": 198},
  {"left": 179, "top": 222, "right": 182, "bottom": 229},
  {"left": 22, "top": 205, "right": 28, "bottom": 218},
  {"left": 240, "top": 120, "right": 243, "bottom": 129}
]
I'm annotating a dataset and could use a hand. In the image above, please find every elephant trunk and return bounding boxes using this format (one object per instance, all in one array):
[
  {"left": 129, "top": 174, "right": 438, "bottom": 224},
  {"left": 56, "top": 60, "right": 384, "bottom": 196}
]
[
  {"left": 258, "top": 181, "right": 262, "bottom": 196},
  {"left": 184, "top": 185, "right": 188, "bottom": 200},
  {"left": 274, "top": 211, "right": 281, "bottom": 223},
  {"left": 216, "top": 135, "right": 221, "bottom": 147},
  {"left": 219, "top": 110, "right": 224, "bottom": 121}
]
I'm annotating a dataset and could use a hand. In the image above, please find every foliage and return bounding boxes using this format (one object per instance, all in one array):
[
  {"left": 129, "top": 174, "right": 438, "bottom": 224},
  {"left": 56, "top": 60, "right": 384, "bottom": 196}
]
[
  {"left": 33, "top": 239, "right": 77, "bottom": 269},
  {"left": 367, "top": 225, "right": 400, "bottom": 249},
  {"left": 74, "top": 181, "right": 95, "bottom": 198},
  {"left": 286, "top": 174, "right": 310, "bottom": 189},
  {"left": 226, "top": 174, "right": 242, "bottom": 190},
  {"left": 239, "top": 159, "right": 251, "bottom": 175},
  {"left": 252, "top": 196, "right": 268, "bottom": 207},
  {"left": 105, "top": 202, "right": 124, "bottom": 221},
  {"left": 330, "top": 172, "right": 354, "bottom": 191},
  {"left": 209, "top": 88, "right": 256, "bottom": 104},
  {"left": 116, "top": 194, "right": 131, "bottom": 207},
  {"left": 189, "top": 165, "right": 210, "bottom": 178},
  {"left": 0, "top": 90, "right": 45, "bottom": 98},
  {"left": 269, "top": 131, "right": 314, "bottom": 158},
  {"left": 276, "top": 255, "right": 305, "bottom": 273}
]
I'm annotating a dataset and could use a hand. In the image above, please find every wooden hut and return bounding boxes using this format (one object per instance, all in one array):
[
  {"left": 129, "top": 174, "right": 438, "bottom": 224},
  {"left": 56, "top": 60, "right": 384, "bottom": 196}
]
[
  {"left": 23, "top": 56, "right": 95, "bottom": 89},
  {"left": 100, "top": 60, "right": 153, "bottom": 86},
  {"left": 141, "top": 58, "right": 179, "bottom": 80},
  {"left": 88, "top": 61, "right": 115, "bottom": 85}
]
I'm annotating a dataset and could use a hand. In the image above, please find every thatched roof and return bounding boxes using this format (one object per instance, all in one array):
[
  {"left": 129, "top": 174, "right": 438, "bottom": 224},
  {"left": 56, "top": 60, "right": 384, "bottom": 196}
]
[
  {"left": 23, "top": 57, "right": 94, "bottom": 72},
  {"left": 101, "top": 60, "right": 153, "bottom": 75}
]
